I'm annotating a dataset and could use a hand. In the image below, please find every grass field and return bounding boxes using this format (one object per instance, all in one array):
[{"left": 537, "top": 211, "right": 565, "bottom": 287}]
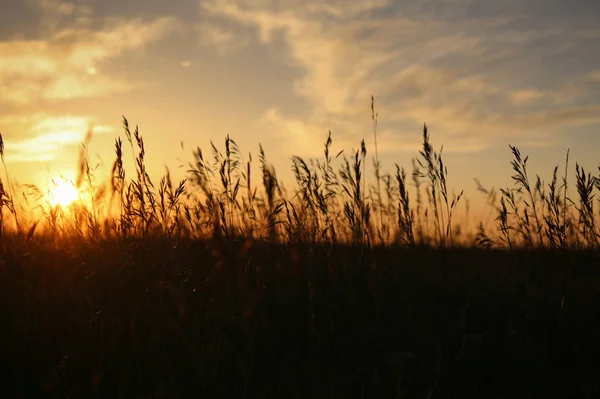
[{"left": 1, "top": 106, "right": 599, "bottom": 397}]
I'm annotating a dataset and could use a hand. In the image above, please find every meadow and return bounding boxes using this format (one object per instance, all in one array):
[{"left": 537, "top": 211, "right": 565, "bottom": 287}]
[{"left": 1, "top": 103, "right": 599, "bottom": 397}]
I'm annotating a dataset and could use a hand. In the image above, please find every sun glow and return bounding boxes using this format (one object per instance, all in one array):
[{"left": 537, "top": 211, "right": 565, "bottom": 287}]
[{"left": 49, "top": 178, "right": 79, "bottom": 207}]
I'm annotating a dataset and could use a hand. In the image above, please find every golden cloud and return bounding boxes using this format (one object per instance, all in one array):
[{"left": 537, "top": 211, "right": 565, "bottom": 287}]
[
  {"left": 0, "top": 17, "right": 177, "bottom": 105},
  {"left": 2, "top": 114, "right": 113, "bottom": 163}
]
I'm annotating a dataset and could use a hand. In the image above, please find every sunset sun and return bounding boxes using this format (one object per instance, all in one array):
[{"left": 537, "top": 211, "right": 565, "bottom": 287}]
[{"left": 49, "top": 178, "right": 79, "bottom": 207}]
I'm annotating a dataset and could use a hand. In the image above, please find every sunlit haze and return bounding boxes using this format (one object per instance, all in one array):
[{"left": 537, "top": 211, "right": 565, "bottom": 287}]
[{"left": 1, "top": 0, "right": 599, "bottom": 217}]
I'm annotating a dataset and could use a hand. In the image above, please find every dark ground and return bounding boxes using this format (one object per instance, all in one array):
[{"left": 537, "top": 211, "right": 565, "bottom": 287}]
[{"left": 1, "top": 238, "right": 599, "bottom": 398}]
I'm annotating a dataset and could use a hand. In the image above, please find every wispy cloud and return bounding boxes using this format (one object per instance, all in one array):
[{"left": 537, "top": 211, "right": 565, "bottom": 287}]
[
  {"left": 2, "top": 114, "right": 113, "bottom": 162},
  {"left": 588, "top": 70, "right": 600, "bottom": 83},
  {"left": 196, "top": 23, "right": 248, "bottom": 54},
  {"left": 201, "top": 0, "right": 600, "bottom": 155},
  {"left": 0, "top": 17, "right": 177, "bottom": 105}
]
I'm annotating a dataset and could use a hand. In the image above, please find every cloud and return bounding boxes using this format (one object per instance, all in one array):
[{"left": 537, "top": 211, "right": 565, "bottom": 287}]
[
  {"left": 510, "top": 89, "right": 546, "bottom": 105},
  {"left": 35, "top": 0, "right": 113, "bottom": 34},
  {"left": 0, "top": 17, "right": 177, "bottom": 105},
  {"left": 1, "top": 114, "right": 113, "bottom": 162},
  {"left": 588, "top": 70, "right": 600, "bottom": 83},
  {"left": 201, "top": 0, "right": 600, "bottom": 155},
  {"left": 196, "top": 23, "right": 248, "bottom": 54}
]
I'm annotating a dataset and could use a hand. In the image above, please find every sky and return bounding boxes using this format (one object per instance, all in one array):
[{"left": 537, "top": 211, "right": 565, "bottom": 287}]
[{"left": 1, "top": 0, "right": 600, "bottom": 214}]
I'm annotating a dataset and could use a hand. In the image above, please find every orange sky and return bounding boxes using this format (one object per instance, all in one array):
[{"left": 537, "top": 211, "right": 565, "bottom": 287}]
[{"left": 1, "top": 0, "right": 600, "bottom": 221}]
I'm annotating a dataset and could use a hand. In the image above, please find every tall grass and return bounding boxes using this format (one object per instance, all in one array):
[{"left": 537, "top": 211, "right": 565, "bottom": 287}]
[{"left": 1, "top": 102, "right": 600, "bottom": 251}]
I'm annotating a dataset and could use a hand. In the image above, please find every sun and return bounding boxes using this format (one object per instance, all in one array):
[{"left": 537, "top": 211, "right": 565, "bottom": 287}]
[{"left": 49, "top": 178, "right": 79, "bottom": 207}]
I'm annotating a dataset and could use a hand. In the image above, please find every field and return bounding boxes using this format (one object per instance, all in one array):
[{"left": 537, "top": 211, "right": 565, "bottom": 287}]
[{"left": 1, "top": 110, "right": 600, "bottom": 397}]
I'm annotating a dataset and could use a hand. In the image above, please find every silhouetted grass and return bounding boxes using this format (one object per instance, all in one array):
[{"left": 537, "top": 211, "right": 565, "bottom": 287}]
[{"left": 1, "top": 101, "right": 600, "bottom": 398}]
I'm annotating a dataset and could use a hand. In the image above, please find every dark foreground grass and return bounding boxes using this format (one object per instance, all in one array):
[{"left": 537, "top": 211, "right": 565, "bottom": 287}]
[{"left": 1, "top": 237, "right": 599, "bottom": 398}]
